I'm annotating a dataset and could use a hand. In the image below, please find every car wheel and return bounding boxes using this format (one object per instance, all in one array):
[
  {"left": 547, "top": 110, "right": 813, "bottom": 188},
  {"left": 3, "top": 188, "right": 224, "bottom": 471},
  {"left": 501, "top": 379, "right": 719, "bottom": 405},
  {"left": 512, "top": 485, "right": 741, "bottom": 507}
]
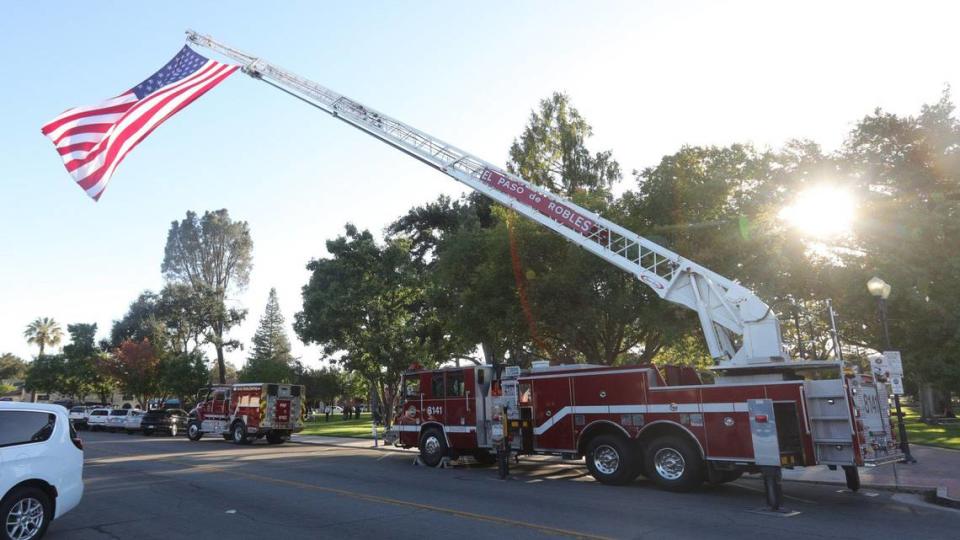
[
  {"left": 232, "top": 422, "right": 251, "bottom": 445},
  {"left": 584, "top": 434, "right": 635, "bottom": 485},
  {"left": 418, "top": 428, "right": 447, "bottom": 467},
  {"left": 645, "top": 435, "right": 704, "bottom": 492},
  {"left": 187, "top": 422, "right": 203, "bottom": 441},
  {"left": 1, "top": 486, "right": 52, "bottom": 540}
]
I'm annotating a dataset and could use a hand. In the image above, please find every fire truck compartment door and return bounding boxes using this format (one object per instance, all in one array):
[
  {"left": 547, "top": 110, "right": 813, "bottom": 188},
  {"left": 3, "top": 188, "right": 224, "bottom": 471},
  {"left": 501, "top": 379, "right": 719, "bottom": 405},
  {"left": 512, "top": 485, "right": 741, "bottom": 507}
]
[{"left": 748, "top": 399, "right": 780, "bottom": 466}]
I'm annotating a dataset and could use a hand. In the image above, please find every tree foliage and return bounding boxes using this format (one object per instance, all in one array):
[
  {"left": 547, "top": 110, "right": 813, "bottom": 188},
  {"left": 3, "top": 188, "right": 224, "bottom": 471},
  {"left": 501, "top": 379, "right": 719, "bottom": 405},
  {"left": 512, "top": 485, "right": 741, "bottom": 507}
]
[
  {"left": 23, "top": 317, "right": 63, "bottom": 356},
  {"left": 0, "top": 353, "right": 27, "bottom": 381},
  {"left": 162, "top": 209, "right": 252, "bottom": 384},
  {"left": 241, "top": 288, "right": 295, "bottom": 383}
]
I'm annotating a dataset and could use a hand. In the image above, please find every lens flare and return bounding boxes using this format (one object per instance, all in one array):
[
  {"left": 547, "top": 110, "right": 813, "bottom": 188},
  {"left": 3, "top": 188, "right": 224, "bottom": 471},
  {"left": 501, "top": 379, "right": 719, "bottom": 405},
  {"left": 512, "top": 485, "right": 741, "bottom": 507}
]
[{"left": 779, "top": 185, "right": 856, "bottom": 238}]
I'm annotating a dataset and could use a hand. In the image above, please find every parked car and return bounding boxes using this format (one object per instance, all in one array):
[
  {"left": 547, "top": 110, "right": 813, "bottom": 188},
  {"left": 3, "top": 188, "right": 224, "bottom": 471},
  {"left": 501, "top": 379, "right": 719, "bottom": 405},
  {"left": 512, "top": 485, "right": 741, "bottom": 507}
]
[
  {"left": 122, "top": 410, "right": 145, "bottom": 434},
  {"left": 105, "top": 409, "right": 139, "bottom": 432},
  {"left": 68, "top": 406, "right": 88, "bottom": 429},
  {"left": 86, "top": 408, "right": 111, "bottom": 431},
  {"left": 324, "top": 405, "right": 343, "bottom": 415},
  {"left": 0, "top": 402, "right": 84, "bottom": 540},
  {"left": 140, "top": 409, "right": 188, "bottom": 437}
]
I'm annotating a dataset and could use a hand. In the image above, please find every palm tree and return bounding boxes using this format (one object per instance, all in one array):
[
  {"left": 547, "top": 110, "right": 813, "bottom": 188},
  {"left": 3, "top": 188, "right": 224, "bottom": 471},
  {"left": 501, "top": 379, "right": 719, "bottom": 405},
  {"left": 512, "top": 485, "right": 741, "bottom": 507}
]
[{"left": 23, "top": 317, "right": 64, "bottom": 357}]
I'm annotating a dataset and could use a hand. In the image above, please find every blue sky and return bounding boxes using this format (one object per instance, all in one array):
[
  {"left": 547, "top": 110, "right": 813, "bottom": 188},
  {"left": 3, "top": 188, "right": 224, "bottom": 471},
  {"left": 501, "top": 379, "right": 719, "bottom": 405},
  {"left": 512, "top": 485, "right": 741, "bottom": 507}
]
[{"left": 2, "top": 1, "right": 958, "bottom": 368}]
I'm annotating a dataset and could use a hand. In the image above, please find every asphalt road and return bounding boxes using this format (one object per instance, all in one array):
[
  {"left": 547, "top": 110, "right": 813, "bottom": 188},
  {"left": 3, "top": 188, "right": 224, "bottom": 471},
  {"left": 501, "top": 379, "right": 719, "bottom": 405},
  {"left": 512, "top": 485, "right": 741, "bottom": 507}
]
[{"left": 48, "top": 431, "right": 960, "bottom": 539}]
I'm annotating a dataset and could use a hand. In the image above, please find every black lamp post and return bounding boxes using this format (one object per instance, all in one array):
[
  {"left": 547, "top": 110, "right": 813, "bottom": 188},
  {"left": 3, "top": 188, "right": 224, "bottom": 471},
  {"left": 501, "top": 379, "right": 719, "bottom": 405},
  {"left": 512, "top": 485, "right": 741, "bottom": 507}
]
[{"left": 867, "top": 277, "right": 915, "bottom": 463}]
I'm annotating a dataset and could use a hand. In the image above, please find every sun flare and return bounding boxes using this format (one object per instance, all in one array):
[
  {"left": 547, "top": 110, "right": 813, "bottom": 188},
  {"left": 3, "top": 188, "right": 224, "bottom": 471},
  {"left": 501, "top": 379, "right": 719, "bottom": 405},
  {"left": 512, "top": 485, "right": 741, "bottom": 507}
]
[{"left": 779, "top": 185, "right": 856, "bottom": 238}]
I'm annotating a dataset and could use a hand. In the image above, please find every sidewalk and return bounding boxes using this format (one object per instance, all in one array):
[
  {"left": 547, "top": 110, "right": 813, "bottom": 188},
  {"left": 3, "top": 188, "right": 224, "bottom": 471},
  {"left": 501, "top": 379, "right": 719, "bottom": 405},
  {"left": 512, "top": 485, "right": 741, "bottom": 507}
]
[{"left": 782, "top": 444, "right": 960, "bottom": 500}]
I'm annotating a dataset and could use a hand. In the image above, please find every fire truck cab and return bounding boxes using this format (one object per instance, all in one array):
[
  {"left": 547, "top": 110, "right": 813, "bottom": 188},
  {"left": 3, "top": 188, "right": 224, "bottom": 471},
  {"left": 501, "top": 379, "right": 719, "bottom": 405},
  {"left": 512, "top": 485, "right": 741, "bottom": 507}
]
[
  {"left": 188, "top": 382, "right": 306, "bottom": 445},
  {"left": 389, "top": 361, "right": 901, "bottom": 496}
]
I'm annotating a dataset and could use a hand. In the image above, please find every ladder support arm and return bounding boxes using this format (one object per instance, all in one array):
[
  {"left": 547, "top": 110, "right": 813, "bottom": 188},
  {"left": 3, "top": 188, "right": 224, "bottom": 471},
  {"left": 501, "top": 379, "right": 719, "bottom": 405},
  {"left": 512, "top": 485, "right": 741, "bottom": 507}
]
[{"left": 185, "top": 30, "right": 787, "bottom": 366}]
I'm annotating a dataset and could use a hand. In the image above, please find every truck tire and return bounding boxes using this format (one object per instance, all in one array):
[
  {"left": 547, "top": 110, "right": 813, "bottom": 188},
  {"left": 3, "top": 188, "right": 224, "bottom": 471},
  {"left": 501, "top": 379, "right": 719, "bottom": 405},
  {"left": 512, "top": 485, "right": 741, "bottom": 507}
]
[
  {"left": 842, "top": 465, "right": 860, "bottom": 492},
  {"left": 584, "top": 434, "right": 635, "bottom": 485},
  {"left": 266, "top": 432, "right": 286, "bottom": 445},
  {"left": 419, "top": 428, "right": 446, "bottom": 467},
  {"left": 187, "top": 422, "right": 203, "bottom": 441},
  {"left": 232, "top": 422, "right": 252, "bottom": 445},
  {"left": 644, "top": 435, "right": 704, "bottom": 492},
  {"left": 1, "top": 486, "right": 52, "bottom": 540}
]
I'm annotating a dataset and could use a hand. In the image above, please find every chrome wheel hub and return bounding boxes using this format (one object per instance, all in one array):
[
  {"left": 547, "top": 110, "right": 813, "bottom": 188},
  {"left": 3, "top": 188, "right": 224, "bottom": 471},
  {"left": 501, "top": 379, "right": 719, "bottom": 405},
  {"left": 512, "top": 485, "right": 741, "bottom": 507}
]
[
  {"left": 6, "top": 497, "right": 44, "bottom": 540},
  {"left": 654, "top": 447, "right": 686, "bottom": 480},
  {"left": 424, "top": 435, "right": 440, "bottom": 455},
  {"left": 593, "top": 444, "right": 621, "bottom": 475}
]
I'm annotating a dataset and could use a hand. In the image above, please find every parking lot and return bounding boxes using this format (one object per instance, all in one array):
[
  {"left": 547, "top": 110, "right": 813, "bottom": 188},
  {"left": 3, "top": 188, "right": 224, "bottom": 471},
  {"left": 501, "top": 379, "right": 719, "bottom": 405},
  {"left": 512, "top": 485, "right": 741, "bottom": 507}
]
[{"left": 48, "top": 431, "right": 960, "bottom": 539}]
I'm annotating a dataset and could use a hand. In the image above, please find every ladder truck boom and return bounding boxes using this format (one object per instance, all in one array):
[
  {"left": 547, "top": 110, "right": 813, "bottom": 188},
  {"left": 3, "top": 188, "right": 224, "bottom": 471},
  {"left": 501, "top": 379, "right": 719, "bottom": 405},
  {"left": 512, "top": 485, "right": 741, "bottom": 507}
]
[{"left": 186, "top": 30, "right": 787, "bottom": 367}]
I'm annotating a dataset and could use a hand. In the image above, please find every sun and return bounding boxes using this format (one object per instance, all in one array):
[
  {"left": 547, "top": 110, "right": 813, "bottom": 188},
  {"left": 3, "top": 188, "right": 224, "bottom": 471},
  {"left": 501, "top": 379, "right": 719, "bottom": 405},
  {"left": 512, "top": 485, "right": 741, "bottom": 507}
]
[{"left": 778, "top": 184, "right": 856, "bottom": 238}]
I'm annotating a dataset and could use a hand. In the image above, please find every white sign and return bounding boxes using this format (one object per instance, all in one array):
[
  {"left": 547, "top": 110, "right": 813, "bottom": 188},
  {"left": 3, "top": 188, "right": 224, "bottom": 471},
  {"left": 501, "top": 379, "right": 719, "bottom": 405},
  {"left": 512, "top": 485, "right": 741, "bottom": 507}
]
[{"left": 874, "top": 351, "right": 904, "bottom": 396}]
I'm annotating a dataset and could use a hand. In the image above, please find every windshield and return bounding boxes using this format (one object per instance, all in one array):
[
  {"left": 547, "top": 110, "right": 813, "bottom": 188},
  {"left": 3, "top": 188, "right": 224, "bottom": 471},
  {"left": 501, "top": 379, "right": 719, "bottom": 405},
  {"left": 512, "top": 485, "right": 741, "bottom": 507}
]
[
  {"left": 110, "top": 410, "right": 128, "bottom": 416},
  {"left": 71, "top": 407, "right": 85, "bottom": 413}
]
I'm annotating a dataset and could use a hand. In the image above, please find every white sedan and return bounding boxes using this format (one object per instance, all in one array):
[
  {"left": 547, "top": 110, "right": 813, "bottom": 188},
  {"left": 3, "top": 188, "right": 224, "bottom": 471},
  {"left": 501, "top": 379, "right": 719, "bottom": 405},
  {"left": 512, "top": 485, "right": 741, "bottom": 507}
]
[
  {"left": 122, "top": 410, "right": 145, "bottom": 434},
  {"left": 1, "top": 402, "right": 84, "bottom": 539}
]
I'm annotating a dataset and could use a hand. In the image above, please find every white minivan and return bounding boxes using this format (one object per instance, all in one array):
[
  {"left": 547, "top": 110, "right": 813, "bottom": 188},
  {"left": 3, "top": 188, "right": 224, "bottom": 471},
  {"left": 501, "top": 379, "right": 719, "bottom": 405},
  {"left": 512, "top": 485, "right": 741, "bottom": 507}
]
[{"left": 0, "top": 402, "right": 84, "bottom": 540}]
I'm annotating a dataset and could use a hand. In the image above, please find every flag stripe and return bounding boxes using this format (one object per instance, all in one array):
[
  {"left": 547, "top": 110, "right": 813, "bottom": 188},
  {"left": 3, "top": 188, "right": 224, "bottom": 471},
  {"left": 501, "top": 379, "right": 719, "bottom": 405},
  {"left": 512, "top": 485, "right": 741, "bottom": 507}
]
[
  {"left": 46, "top": 112, "right": 128, "bottom": 143},
  {"left": 41, "top": 95, "right": 137, "bottom": 134},
  {"left": 70, "top": 62, "right": 230, "bottom": 181},
  {"left": 84, "top": 65, "right": 238, "bottom": 197}
]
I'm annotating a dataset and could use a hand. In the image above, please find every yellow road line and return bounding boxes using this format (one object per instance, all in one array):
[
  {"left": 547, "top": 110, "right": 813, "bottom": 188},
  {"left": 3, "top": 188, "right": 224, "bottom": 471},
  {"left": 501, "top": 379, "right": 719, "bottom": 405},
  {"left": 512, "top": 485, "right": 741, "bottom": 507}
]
[{"left": 92, "top": 447, "right": 612, "bottom": 540}]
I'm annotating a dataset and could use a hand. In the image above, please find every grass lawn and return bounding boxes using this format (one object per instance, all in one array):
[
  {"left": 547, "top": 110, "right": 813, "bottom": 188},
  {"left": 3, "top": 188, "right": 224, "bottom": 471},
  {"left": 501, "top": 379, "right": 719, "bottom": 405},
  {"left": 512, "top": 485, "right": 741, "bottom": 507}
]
[
  {"left": 902, "top": 406, "right": 960, "bottom": 450},
  {"left": 300, "top": 412, "right": 383, "bottom": 439}
]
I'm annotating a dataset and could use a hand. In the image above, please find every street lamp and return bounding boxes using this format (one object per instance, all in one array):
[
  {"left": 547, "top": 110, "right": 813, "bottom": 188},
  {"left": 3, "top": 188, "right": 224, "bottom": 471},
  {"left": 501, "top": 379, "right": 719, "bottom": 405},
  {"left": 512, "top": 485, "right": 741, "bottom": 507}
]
[{"left": 867, "top": 276, "right": 915, "bottom": 463}]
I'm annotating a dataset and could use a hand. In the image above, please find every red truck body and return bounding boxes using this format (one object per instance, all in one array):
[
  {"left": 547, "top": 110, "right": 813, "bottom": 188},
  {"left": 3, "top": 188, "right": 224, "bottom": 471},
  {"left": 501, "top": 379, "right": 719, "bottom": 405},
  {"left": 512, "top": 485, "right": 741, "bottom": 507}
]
[
  {"left": 390, "top": 362, "right": 901, "bottom": 489},
  {"left": 188, "top": 382, "right": 305, "bottom": 445}
]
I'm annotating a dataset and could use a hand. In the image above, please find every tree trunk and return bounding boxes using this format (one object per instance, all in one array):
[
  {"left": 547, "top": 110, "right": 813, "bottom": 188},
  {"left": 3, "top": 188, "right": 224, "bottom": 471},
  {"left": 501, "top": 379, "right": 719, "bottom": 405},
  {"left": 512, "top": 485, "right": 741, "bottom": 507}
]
[{"left": 919, "top": 382, "right": 937, "bottom": 421}]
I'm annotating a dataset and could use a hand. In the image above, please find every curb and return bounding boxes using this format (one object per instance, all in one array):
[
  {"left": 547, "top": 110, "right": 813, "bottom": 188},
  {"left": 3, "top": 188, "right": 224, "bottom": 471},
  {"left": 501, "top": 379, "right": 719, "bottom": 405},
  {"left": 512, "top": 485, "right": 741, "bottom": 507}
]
[{"left": 935, "top": 487, "right": 960, "bottom": 509}]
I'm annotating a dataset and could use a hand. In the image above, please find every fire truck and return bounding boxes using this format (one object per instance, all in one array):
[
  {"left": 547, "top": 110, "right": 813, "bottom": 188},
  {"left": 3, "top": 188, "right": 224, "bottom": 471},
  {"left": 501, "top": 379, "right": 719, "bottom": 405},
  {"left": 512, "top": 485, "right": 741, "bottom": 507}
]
[
  {"left": 185, "top": 31, "right": 904, "bottom": 508},
  {"left": 187, "top": 383, "right": 306, "bottom": 445}
]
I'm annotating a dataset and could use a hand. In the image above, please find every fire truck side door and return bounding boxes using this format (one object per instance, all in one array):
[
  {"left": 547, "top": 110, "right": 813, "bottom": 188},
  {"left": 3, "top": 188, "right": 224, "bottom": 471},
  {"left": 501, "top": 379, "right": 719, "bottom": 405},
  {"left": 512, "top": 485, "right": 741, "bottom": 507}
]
[
  {"left": 444, "top": 369, "right": 474, "bottom": 448},
  {"left": 531, "top": 376, "right": 575, "bottom": 452}
]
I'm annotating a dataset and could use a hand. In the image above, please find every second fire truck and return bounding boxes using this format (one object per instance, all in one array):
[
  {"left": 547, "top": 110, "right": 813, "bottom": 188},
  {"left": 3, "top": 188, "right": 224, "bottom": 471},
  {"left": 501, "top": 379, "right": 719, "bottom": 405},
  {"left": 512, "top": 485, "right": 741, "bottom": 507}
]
[{"left": 187, "top": 382, "right": 306, "bottom": 445}]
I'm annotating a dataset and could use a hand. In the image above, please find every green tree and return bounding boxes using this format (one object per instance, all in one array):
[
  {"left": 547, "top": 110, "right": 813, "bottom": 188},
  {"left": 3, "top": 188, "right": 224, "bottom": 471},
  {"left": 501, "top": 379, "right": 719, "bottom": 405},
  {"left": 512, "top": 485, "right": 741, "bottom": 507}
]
[
  {"left": 162, "top": 209, "right": 252, "bottom": 384},
  {"left": 60, "top": 323, "right": 105, "bottom": 402},
  {"left": 0, "top": 353, "right": 27, "bottom": 381},
  {"left": 295, "top": 225, "right": 456, "bottom": 427},
  {"left": 23, "top": 317, "right": 63, "bottom": 356},
  {"left": 24, "top": 355, "right": 65, "bottom": 397},
  {"left": 158, "top": 351, "right": 210, "bottom": 406},
  {"left": 241, "top": 288, "right": 295, "bottom": 383}
]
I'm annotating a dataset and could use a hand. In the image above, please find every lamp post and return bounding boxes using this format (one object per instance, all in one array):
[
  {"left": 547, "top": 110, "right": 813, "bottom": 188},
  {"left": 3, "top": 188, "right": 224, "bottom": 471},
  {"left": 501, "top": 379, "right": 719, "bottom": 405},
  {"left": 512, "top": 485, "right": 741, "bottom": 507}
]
[{"left": 867, "top": 277, "right": 915, "bottom": 463}]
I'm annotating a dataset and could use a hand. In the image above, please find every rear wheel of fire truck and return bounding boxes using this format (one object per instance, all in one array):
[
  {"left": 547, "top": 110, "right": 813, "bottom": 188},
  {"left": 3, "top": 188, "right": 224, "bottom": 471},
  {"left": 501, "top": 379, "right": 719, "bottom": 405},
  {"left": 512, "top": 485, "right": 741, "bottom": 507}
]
[
  {"left": 644, "top": 436, "right": 704, "bottom": 492},
  {"left": 266, "top": 431, "right": 286, "bottom": 445},
  {"left": 842, "top": 465, "right": 860, "bottom": 492},
  {"left": 232, "top": 421, "right": 252, "bottom": 445},
  {"left": 418, "top": 428, "right": 447, "bottom": 467},
  {"left": 187, "top": 422, "right": 203, "bottom": 441},
  {"left": 585, "top": 435, "right": 635, "bottom": 485}
]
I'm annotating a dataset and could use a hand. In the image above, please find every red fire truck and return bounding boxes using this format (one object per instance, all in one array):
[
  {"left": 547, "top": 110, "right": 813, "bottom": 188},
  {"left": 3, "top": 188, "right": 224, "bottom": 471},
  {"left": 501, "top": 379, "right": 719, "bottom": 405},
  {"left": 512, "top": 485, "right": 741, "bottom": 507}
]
[
  {"left": 185, "top": 32, "right": 906, "bottom": 508},
  {"left": 389, "top": 362, "right": 899, "bottom": 501},
  {"left": 187, "top": 383, "right": 306, "bottom": 445}
]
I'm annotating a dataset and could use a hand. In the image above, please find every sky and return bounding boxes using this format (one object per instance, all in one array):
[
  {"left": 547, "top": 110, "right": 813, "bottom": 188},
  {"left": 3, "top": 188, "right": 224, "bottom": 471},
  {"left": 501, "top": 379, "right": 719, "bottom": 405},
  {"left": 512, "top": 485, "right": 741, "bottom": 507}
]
[{"left": 2, "top": 1, "right": 958, "bottom": 369}]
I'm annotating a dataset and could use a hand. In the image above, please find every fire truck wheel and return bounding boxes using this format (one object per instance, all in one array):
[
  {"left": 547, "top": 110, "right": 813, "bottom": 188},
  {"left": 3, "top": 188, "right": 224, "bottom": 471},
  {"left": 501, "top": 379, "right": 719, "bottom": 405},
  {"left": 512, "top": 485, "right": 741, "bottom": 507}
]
[
  {"left": 232, "top": 422, "right": 252, "bottom": 445},
  {"left": 419, "top": 428, "right": 447, "bottom": 467},
  {"left": 585, "top": 435, "right": 635, "bottom": 485},
  {"left": 645, "top": 436, "right": 704, "bottom": 492},
  {"left": 266, "top": 432, "right": 286, "bottom": 445},
  {"left": 187, "top": 422, "right": 203, "bottom": 441}
]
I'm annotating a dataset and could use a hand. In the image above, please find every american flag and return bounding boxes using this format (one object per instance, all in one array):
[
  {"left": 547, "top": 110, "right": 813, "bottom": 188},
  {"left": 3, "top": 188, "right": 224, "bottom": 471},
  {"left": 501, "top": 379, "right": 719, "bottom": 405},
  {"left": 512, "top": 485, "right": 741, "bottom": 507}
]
[{"left": 41, "top": 46, "right": 238, "bottom": 201}]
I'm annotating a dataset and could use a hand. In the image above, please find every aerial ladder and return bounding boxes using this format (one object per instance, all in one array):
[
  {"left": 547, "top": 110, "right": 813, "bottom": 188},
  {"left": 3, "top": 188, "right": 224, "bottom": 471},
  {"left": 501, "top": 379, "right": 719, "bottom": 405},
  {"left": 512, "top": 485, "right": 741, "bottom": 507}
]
[{"left": 185, "top": 30, "right": 789, "bottom": 371}]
